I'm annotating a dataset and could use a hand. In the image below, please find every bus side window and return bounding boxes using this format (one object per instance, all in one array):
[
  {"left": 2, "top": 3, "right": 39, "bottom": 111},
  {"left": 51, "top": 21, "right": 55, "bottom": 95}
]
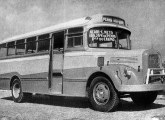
[
  {"left": 68, "top": 37, "right": 74, "bottom": 48},
  {"left": 53, "top": 31, "right": 64, "bottom": 51},
  {"left": 16, "top": 39, "right": 25, "bottom": 55},
  {"left": 7, "top": 41, "right": 15, "bottom": 56},
  {"left": 0, "top": 43, "right": 7, "bottom": 57},
  {"left": 67, "top": 27, "right": 83, "bottom": 48},
  {"left": 38, "top": 34, "right": 50, "bottom": 52},
  {"left": 68, "top": 36, "right": 83, "bottom": 48},
  {"left": 26, "top": 37, "right": 37, "bottom": 54}
]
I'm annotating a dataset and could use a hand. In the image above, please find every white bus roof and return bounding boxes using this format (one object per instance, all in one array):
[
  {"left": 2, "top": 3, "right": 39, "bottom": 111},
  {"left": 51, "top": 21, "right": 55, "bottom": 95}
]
[{"left": 0, "top": 14, "right": 129, "bottom": 44}]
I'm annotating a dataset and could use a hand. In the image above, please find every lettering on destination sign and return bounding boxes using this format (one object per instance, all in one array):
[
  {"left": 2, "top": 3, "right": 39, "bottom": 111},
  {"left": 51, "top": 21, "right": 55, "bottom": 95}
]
[
  {"left": 102, "top": 17, "right": 113, "bottom": 22},
  {"left": 89, "top": 30, "right": 116, "bottom": 41},
  {"left": 102, "top": 16, "right": 125, "bottom": 25}
]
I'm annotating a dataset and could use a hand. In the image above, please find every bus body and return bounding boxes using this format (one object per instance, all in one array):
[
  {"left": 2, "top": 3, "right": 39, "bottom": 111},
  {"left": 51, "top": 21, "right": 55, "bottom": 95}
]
[{"left": 0, "top": 14, "right": 165, "bottom": 112}]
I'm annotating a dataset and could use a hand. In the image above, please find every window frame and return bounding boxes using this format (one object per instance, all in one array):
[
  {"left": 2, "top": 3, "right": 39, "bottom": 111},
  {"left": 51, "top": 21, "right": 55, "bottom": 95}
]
[
  {"left": 52, "top": 31, "right": 65, "bottom": 52},
  {"left": 0, "top": 27, "right": 85, "bottom": 59},
  {"left": 26, "top": 36, "right": 37, "bottom": 54},
  {"left": 16, "top": 39, "right": 26, "bottom": 55},
  {"left": 67, "top": 35, "right": 83, "bottom": 48},
  {"left": 65, "top": 27, "right": 84, "bottom": 51},
  {"left": 37, "top": 33, "right": 51, "bottom": 53},
  {"left": 0, "top": 43, "right": 7, "bottom": 58},
  {"left": 7, "top": 41, "right": 16, "bottom": 56},
  {"left": 87, "top": 26, "right": 131, "bottom": 50}
]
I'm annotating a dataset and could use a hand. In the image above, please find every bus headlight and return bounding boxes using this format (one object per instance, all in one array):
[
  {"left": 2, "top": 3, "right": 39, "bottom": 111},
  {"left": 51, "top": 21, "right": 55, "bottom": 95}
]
[{"left": 124, "top": 67, "right": 132, "bottom": 79}]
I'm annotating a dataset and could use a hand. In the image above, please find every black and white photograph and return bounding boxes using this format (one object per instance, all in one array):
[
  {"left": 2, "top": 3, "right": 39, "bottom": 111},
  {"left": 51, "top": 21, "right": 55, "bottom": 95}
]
[{"left": 0, "top": 0, "right": 165, "bottom": 120}]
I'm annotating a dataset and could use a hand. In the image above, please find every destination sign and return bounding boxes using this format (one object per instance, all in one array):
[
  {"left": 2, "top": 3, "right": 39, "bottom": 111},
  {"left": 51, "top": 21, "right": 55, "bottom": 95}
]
[
  {"left": 102, "top": 16, "right": 125, "bottom": 26},
  {"left": 89, "top": 29, "right": 116, "bottom": 42}
]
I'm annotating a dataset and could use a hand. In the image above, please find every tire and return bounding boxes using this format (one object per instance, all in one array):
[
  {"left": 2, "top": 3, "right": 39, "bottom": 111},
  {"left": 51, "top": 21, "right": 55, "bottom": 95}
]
[
  {"left": 131, "top": 91, "right": 158, "bottom": 107},
  {"left": 89, "top": 76, "right": 119, "bottom": 112},
  {"left": 11, "top": 78, "right": 32, "bottom": 102}
]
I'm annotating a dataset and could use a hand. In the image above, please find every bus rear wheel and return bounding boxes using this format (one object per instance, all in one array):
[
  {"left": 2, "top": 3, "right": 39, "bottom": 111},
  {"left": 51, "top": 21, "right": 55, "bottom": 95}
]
[
  {"left": 11, "top": 78, "right": 32, "bottom": 102},
  {"left": 131, "top": 91, "right": 158, "bottom": 107},
  {"left": 89, "top": 76, "right": 119, "bottom": 112}
]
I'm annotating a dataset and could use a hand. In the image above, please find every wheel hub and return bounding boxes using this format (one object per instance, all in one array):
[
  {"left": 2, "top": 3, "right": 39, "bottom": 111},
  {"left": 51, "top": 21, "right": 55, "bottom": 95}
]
[
  {"left": 93, "top": 82, "right": 110, "bottom": 105},
  {"left": 13, "top": 83, "right": 21, "bottom": 98}
]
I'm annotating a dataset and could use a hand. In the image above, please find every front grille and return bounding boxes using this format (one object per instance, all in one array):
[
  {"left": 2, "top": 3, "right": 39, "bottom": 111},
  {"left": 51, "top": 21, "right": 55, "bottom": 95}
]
[{"left": 148, "top": 54, "right": 160, "bottom": 68}]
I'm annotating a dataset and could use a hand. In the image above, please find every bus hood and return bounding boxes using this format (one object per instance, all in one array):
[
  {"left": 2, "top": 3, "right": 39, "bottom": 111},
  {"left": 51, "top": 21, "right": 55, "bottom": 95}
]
[{"left": 87, "top": 48, "right": 147, "bottom": 69}]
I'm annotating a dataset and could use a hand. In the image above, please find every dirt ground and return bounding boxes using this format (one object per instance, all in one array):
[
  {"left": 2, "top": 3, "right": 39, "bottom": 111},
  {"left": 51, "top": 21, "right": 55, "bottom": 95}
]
[{"left": 0, "top": 90, "right": 165, "bottom": 120}]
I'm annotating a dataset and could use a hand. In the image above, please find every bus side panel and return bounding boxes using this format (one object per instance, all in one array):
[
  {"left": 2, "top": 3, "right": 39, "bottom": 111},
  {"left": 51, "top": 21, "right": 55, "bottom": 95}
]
[
  {"left": 63, "top": 67, "right": 99, "bottom": 97},
  {"left": 0, "top": 72, "right": 21, "bottom": 90},
  {"left": 0, "top": 55, "right": 49, "bottom": 93},
  {"left": 63, "top": 80, "right": 87, "bottom": 97},
  {"left": 22, "top": 80, "right": 48, "bottom": 94},
  {"left": 50, "top": 53, "right": 63, "bottom": 94},
  {"left": 63, "top": 52, "right": 123, "bottom": 97},
  {"left": 63, "top": 53, "right": 98, "bottom": 97},
  {"left": 0, "top": 78, "right": 10, "bottom": 90}
]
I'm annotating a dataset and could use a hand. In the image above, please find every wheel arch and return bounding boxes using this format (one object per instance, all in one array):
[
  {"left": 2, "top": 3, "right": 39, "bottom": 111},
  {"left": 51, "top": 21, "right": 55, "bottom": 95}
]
[
  {"left": 86, "top": 71, "right": 118, "bottom": 94},
  {"left": 10, "top": 75, "right": 20, "bottom": 90}
]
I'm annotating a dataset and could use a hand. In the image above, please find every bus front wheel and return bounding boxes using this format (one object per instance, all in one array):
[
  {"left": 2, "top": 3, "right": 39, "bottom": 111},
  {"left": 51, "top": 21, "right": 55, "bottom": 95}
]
[
  {"left": 89, "top": 76, "right": 119, "bottom": 112},
  {"left": 11, "top": 78, "right": 31, "bottom": 102}
]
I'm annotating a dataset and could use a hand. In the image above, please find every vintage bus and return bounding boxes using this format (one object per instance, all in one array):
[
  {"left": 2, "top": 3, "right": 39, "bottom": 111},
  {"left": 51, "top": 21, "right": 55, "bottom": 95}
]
[{"left": 0, "top": 14, "right": 165, "bottom": 112}]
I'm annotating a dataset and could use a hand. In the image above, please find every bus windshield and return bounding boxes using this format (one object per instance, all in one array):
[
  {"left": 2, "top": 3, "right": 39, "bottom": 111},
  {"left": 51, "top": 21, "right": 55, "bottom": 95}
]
[{"left": 88, "top": 27, "right": 131, "bottom": 50}]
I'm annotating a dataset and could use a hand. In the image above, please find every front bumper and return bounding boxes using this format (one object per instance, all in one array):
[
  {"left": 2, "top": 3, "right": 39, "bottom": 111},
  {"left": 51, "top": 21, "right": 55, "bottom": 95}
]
[
  {"left": 118, "top": 68, "right": 165, "bottom": 92},
  {"left": 118, "top": 84, "right": 165, "bottom": 92},
  {"left": 146, "top": 68, "right": 165, "bottom": 84}
]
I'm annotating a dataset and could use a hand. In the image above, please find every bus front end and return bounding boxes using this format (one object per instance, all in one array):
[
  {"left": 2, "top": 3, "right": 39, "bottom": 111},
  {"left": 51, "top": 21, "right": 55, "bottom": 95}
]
[
  {"left": 86, "top": 15, "right": 165, "bottom": 112},
  {"left": 115, "top": 49, "right": 165, "bottom": 92}
]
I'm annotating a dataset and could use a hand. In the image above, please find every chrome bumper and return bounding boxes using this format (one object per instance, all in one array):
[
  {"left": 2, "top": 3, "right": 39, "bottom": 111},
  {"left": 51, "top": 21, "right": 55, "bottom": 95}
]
[
  {"left": 118, "top": 68, "right": 165, "bottom": 92},
  {"left": 146, "top": 68, "right": 165, "bottom": 84}
]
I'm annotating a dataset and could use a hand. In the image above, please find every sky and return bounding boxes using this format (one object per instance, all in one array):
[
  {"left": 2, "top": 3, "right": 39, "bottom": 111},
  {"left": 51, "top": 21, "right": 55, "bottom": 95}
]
[{"left": 0, "top": 0, "right": 165, "bottom": 60}]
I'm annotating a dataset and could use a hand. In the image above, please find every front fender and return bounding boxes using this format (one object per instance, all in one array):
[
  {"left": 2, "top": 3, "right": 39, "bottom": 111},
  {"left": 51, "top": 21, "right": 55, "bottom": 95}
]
[
  {"left": 85, "top": 65, "right": 122, "bottom": 91},
  {"left": 87, "top": 64, "right": 144, "bottom": 91},
  {"left": 100, "top": 65, "right": 122, "bottom": 90}
]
